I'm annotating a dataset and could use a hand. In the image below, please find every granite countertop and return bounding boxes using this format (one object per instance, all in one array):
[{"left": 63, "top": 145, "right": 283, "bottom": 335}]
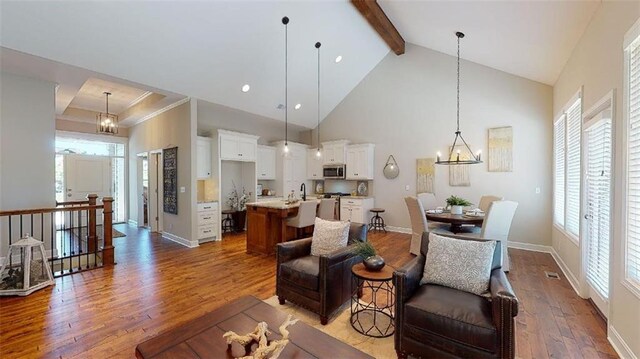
[{"left": 247, "top": 199, "right": 320, "bottom": 210}]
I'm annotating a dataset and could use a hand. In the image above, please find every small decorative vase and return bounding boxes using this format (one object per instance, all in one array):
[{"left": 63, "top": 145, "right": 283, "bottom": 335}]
[
  {"left": 363, "top": 255, "right": 385, "bottom": 271},
  {"left": 450, "top": 205, "right": 463, "bottom": 215}
]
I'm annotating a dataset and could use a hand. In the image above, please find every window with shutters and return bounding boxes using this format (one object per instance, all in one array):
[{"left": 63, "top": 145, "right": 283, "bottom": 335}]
[
  {"left": 624, "top": 29, "right": 640, "bottom": 296},
  {"left": 553, "top": 94, "right": 582, "bottom": 241},
  {"left": 585, "top": 118, "right": 612, "bottom": 299}
]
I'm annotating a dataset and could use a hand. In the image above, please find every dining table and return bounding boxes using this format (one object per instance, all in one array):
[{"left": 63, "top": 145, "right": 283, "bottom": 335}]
[{"left": 425, "top": 211, "right": 484, "bottom": 234}]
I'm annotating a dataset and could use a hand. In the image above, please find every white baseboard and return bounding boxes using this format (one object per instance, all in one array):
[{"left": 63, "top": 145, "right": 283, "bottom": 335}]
[
  {"left": 386, "top": 226, "right": 412, "bottom": 234},
  {"left": 507, "top": 241, "right": 552, "bottom": 253},
  {"left": 549, "top": 247, "right": 582, "bottom": 297},
  {"left": 161, "top": 232, "right": 198, "bottom": 248},
  {"left": 128, "top": 219, "right": 138, "bottom": 226},
  {"left": 609, "top": 325, "right": 637, "bottom": 359}
]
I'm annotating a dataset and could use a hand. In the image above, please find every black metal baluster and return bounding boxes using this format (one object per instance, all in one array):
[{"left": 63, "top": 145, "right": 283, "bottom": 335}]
[
  {"left": 40, "top": 213, "right": 44, "bottom": 243},
  {"left": 50, "top": 212, "right": 55, "bottom": 277},
  {"left": 8, "top": 216, "right": 12, "bottom": 267},
  {"left": 85, "top": 208, "right": 89, "bottom": 269},
  {"left": 30, "top": 214, "right": 34, "bottom": 237},
  {"left": 70, "top": 209, "right": 75, "bottom": 256},
  {"left": 19, "top": 215, "right": 23, "bottom": 238}
]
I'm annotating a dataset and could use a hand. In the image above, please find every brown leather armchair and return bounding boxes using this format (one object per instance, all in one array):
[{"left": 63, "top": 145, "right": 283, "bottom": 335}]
[
  {"left": 276, "top": 223, "right": 367, "bottom": 325},
  {"left": 394, "top": 232, "right": 519, "bottom": 359}
]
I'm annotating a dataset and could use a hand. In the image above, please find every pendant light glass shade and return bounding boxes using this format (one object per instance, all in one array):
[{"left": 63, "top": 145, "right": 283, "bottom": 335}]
[
  {"left": 436, "top": 32, "right": 481, "bottom": 165},
  {"left": 96, "top": 92, "right": 118, "bottom": 135}
]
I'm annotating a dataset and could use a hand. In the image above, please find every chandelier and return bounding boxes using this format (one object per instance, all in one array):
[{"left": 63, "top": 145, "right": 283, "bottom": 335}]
[
  {"left": 436, "top": 32, "right": 482, "bottom": 165},
  {"left": 96, "top": 92, "right": 118, "bottom": 135}
]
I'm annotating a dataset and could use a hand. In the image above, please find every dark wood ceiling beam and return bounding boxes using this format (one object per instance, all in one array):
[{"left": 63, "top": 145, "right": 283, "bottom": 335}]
[{"left": 351, "top": 0, "right": 405, "bottom": 55}]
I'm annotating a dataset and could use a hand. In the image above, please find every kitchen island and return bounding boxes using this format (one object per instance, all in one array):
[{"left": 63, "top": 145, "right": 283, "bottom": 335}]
[{"left": 245, "top": 199, "right": 318, "bottom": 255}]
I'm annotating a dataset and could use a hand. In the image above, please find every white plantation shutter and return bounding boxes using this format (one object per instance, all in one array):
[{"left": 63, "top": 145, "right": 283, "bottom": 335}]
[
  {"left": 565, "top": 99, "right": 582, "bottom": 238},
  {"left": 586, "top": 119, "right": 612, "bottom": 298},
  {"left": 627, "top": 39, "right": 640, "bottom": 285},
  {"left": 554, "top": 117, "right": 566, "bottom": 226}
]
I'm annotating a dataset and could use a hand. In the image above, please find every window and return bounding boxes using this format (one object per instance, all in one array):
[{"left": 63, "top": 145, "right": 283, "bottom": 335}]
[
  {"left": 553, "top": 95, "right": 582, "bottom": 240},
  {"left": 625, "top": 27, "right": 640, "bottom": 292}
]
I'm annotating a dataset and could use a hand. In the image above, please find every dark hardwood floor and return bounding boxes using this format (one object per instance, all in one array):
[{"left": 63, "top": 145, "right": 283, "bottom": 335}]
[{"left": 0, "top": 224, "right": 617, "bottom": 358}]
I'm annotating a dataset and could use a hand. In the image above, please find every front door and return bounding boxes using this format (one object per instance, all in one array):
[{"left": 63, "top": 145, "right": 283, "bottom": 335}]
[
  {"left": 584, "top": 115, "right": 612, "bottom": 317},
  {"left": 64, "top": 154, "right": 112, "bottom": 201}
]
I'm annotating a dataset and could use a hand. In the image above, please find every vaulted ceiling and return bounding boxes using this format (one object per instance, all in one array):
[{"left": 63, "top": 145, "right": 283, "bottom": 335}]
[
  {"left": 1, "top": 1, "right": 601, "bottom": 128},
  {"left": 0, "top": 1, "right": 389, "bottom": 129}
]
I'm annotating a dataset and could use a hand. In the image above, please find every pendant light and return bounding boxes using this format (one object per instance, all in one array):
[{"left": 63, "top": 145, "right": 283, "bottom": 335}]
[
  {"left": 315, "top": 41, "right": 322, "bottom": 157},
  {"left": 435, "top": 32, "right": 481, "bottom": 165},
  {"left": 96, "top": 92, "right": 118, "bottom": 135},
  {"left": 282, "top": 16, "right": 290, "bottom": 154}
]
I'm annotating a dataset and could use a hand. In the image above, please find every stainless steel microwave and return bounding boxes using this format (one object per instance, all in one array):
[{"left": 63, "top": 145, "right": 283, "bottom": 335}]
[{"left": 323, "top": 165, "right": 346, "bottom": 179}]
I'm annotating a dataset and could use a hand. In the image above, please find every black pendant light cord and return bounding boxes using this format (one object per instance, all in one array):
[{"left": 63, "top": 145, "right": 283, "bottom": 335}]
[
  {"left": 316, "top": 42, "right": 321, "bottom": 151},
  {"left": 283, "top": 16, "right": 289, "bottom": 147},
  {"left": 456, "top": 34, "right": 460, "bottom": 133}
]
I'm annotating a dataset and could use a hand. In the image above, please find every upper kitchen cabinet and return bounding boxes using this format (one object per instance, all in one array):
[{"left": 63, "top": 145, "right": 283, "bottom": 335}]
[
  {"left": 219, "top": 130, "right": 259, "bottom": 162},
  {"left": 196, "top": 136, "right": 212, "bottom": 179},
  {"left": 257, "top": 145, "right": 276, "bottom": 180},
  {"left": 321, "top": 140, "right": 350, "bottom": 165},
  {"left": 346, "top": 144, "right": 375, "bottom": 180},
  {"left": 306, "top": 149, "right": 323, "bottom": 180}
]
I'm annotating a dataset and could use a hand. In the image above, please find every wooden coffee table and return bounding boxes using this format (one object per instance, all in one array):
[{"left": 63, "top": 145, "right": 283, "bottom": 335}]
[{"left": 135, "top": 295, "right": 373, "bottom": 359}]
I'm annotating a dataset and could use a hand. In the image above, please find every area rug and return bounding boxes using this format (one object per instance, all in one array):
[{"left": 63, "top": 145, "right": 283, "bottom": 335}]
[{"left": 264, "top": 296, "right": 395, "bottom": 359}]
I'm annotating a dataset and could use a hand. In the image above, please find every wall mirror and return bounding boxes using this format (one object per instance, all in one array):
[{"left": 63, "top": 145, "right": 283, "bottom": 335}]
[{"left": 383, "top": 155, "right": 399, "bottom": 179}]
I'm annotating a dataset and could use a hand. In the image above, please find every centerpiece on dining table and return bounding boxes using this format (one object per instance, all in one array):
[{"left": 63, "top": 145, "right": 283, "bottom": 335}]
[{"left": 445, "top": 195, "right": 472, "bottom": 215}]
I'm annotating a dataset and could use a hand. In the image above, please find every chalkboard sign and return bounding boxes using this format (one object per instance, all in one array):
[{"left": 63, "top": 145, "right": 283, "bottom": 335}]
[{"left": 163, "top": 147, "right": 178, "bottom": 214}]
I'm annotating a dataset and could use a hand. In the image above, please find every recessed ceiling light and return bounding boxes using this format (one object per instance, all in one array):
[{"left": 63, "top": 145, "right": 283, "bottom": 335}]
[
  {"left": 294, "top": 103, "right": 302, "bottom": 110},
  {"left": 241, "top": 84, "right": 250, "bottom": 92},
  {"left": 335, "top": 55, "right": 343, "bottom": 63}
]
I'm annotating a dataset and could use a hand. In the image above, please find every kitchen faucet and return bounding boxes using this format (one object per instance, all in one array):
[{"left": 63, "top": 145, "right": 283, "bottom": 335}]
[{"left": 300, "top": 183, "right": 306, "bottom": 201}]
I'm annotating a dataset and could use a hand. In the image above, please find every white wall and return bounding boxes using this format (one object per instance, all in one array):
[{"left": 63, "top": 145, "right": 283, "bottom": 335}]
[
  {"left": 552, "top": 2, "right": 640, "bottom": 357},
  {"left": 0, "top": 72, "right": 56, "bottom": 253},
  {"left": 128, "top": 101, "right": 194, "bottom": 243},
  {"left": 316, "top": 43, "right": 553, "bottom": 246}
]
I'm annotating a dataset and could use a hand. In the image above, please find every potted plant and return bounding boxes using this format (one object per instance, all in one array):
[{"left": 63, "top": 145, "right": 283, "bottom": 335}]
[
  {"left": 227, "top": 182, "right": 251, "bottom": 232},
  {"left": 445, "top": 195, "right": 472, "bottom": 215},
  {"left": 352, "top": 241, "right": 385, "bottom": 271}
]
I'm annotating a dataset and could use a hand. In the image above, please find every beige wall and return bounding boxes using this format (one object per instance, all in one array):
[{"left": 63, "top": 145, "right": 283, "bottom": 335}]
[
  {"left": 552, "top": 2, "right": 640, "bottom": 356},
  {"left": 128, "top": 101, "right": 194, "bottom": 242},
  {"left": 197, "top": 100, "right": 308, "bottom": 145},
  {"left": 0, "top": 72, "right": 56, "bottom": 253},
  {"left": 56, "top": 118, "right": 129, "bottom": 137},
  {"left": 316, "top": 43, "right": 553, "bottom": 246}
]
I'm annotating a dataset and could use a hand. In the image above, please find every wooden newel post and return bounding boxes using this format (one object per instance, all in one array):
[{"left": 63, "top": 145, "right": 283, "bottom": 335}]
[
  {"left": 102, "top": 197, "right": 115, "bottom": 266},
  {"left": 87, "top": 194, "right": 97, "bottom": 253}
]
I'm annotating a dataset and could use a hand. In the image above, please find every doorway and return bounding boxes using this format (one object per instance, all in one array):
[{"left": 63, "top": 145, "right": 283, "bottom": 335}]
[
  {"left": 582, "top": 93, "right": 614, "bottom": 318},
  {"left": 137, "top": 152, "right": 162, "bottom": 232}
]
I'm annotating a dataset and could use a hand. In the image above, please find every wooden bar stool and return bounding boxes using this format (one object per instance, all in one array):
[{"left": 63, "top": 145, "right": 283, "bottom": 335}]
[
  {"left": 369, "top": 208, "right": 387, "bottom": 233},
  {"left": 221, "top": 210, "right": 235, "bottom": 233}
]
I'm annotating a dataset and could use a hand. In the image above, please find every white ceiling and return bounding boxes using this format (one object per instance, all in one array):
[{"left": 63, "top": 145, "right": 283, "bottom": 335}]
[
  {"left": 0, "top": 1, "right": 389, "bottom": 129},
  {"left": 68, "top": 78, "right": 151, "bottom": 115},
  {"left": 378, "top": 0, "right": 601, "bottom": 85},
  {"left": 0, "top": 47, "right": 187, "bottom": 127}
]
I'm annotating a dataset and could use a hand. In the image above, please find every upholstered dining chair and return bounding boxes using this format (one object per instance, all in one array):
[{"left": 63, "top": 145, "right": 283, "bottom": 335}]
[
  {"left": 417, "top": 192, "right": 438, "bottom": 211},
  {"left": 317, "top": 198, "right": 336, "bottom": 220},
  {"left": 286, "top": 201, "right": 318, "bottom": 239},
  {"left": 404, "top": 197, "right": 452, "bottom": 255},
  {"left": 478, "top": 195, "right": 504, "bottom": 212},
  {"left": 455, "top": 200, "right": 518, "bottom": 271}
]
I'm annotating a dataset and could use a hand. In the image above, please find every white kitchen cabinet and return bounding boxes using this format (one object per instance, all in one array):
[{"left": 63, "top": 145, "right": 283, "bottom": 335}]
[
  {"left": 306, "top": 149, "right": 323, "bottom": 180},
  {"left": 197, "top": 201, "right": 219, "bottom": 242},
  {"left": 218, "top": 130, "right": 258, "bottom": 162},
  {"left": 197, "top": 136, "right": 212, "bottom": 179},
  {"left": 340, "top": 197, "right": 374, "bottom": 224},
  {"left": 346, "top": 144, "right": 375, "bottom": 180},
  {"left": 257, "top": 146, "right": 276, "bottom": 180},
  {"left": 321, "top": 140, "right": 349, "bottom": 165}
]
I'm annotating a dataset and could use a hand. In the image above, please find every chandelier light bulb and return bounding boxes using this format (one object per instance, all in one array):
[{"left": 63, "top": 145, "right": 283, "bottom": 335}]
[
  {"left": 316, "top": 149, "right": 321, "bottom": 157},
  {"left": 284, "top": 144, "right": 289, "bottom": 153}
]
